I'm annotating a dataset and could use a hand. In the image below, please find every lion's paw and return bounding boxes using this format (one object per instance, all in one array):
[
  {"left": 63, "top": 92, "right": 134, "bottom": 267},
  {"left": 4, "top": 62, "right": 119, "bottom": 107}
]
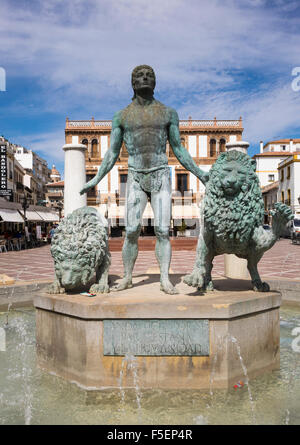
[
  {"left": 252, "top": 280, "right": 270, "bottom": 292},
  {"left": 183, "top": 270, "right": 204, "bottom": 288},
  {"left": 273, "top": 203, "right": 294, "bottom": 225},
  {"left": 47, "top": 281, "right": 65, "bottom": 294},
  {"left": 89, "top": 283, "right": 110, "bottom": 294}
]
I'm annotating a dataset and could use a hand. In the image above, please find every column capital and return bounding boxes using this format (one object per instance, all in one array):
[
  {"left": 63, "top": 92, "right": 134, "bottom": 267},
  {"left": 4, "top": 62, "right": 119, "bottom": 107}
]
[{"left": 62, "top": 143, "right": 87, "bottom": 152}]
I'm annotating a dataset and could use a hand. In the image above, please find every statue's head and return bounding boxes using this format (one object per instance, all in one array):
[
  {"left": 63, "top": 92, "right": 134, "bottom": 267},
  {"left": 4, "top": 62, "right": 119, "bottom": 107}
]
[
  {"left": 131, "top": 65, "right": 156, "bottom": 99},
  {"left": 204, "top": 150, "right": 264, "bottom": 243}
]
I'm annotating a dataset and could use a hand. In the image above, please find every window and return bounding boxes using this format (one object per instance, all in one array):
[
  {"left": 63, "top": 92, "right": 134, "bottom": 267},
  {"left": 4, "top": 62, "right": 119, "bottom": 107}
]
[
  {"left": 268, "top": 174, "right": 275, "bottom": 182},
  {"left": 91, "top": 139, "right": 98, "bottom": 157},
  {"left": 177, "top": 173, "right": 188, "bottom": 194},
  {"left": 287, "top": 189, "right": 291, "bottom": 206},
  {"left": 281, "top": 191, "right": 284, "bottom": 203},
  {"left": 86, "top": 174, "right": 96, "bottom": 197},
  {"left": 219, "top": 139, "right": 226, "bottom": 153},
  {"left": 281, "top": 169, "right": 284, "bottom": 181},
  {"left": 287, "top": 166, "right": 290, "bottom": 179},
  {"left": 120, "top": 173, "right": 128, "bottom": 197},
  {"left": 209, "top": 139, "right": 216, "bottom": 157},
  {"left": 281, "top": 145, "right": 286, "bottom": 151}
]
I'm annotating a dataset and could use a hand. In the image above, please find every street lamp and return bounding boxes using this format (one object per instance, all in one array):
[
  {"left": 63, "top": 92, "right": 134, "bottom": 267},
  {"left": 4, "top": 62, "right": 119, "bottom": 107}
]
[{"left": 20, "top": 194, "right": 30, "bottom": 248}]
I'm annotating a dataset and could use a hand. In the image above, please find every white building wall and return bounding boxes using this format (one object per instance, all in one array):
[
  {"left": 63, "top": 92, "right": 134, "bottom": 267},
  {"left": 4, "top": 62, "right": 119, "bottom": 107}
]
[
  {"left": 188, "top": 136, "right": 197, "bottom": 157},
  {"left": 101, "top": 136, "right": 108, "bottom": 158},
  {"left": 255, "top": 156, "right": 286, "bottom": 187},
  {"left": 198, "top": 164, "right": 212, "bottom": 194},
  {"left": 199, "top": 135, "right": 207, "bottom": 157},
  {"left": 190, "top": 172, "right": 197, "bottom": 192},
  {"left": 293, "top": 160, "right": 300, "bottom": 212},
  {"left": 110, "top": 166, "right": 118, "bottom": 194},
  {"left": 229, "top": 135, "right": 237, "bottom": 142},
  {"left": 97, "top": 176, "right": 108, "bottom": 194},
  {"left": 14, "top": 152, "right": 33, "bottom": 170},
  {"left": 278, "top": 155, "right": 300, "bottom": 214}
]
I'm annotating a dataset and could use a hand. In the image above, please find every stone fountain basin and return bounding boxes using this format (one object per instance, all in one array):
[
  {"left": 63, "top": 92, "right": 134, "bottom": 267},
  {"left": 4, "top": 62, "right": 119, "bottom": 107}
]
[{"left": 34, "top": 276, "right": 281, "bottom": 390}]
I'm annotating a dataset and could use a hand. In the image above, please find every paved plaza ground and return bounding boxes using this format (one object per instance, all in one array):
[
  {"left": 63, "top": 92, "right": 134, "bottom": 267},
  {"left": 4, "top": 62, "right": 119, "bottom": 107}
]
[{"left": 0, "top": 238, "right": 299, "bottom": 283}]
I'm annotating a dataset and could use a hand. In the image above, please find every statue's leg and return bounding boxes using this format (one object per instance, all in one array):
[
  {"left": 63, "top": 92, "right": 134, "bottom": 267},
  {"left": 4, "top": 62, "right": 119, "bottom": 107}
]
[
  {"left": 115, "top": 177, "right": 147, "bottom": 291},
  {"left": 184, "top": 230, "right": 214, "bottom": 290},
  {"left": 247, "top": 255, "right": 270, "bottom": 292},
  {"left": 151, "top": 174, "right": 178, "bottom": 295}
]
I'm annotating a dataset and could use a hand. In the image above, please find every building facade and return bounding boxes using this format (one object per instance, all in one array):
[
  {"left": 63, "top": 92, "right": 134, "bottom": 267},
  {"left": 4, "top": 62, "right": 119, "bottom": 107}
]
[
  {"left": 65, "top": 117, "right": 243, "bottom": 235},
  {"left": 255, "top": 138, "right": 300, "bottom": 188},
  {"left": 13, "top": 146, "right": 51, "bottom": 204},
  {"left": 278, "top": 154, "right": 300, "bottom": 216},
  {"left": 45, "top": 165, "right": 64, "bottom": 218}
]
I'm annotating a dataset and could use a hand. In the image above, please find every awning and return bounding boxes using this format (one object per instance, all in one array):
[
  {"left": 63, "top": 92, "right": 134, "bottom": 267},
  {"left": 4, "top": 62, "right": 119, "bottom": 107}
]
[
  {"left": 19, "top": 210, "right": 43, "bottom": 221},
  {"left": 36, "top": 211, "right": 59, "bottom": 222},
  {"left": 0, "top": 209, "right": 24, "bottom": 223},
  {"left": 172, "top": 203, "right": 200, "bottom": 219}
]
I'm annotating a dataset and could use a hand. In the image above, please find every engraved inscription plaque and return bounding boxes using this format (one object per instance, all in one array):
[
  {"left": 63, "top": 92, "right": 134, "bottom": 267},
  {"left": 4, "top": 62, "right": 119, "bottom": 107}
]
[{"left": 103, "top": 319, "right": 209, "bottom": 356}]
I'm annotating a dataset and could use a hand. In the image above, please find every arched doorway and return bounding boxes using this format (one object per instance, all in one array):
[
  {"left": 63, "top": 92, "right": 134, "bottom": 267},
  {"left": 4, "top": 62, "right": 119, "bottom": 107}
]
[{"left": 91, "top": 139, "right": 98, "bottom": 157}]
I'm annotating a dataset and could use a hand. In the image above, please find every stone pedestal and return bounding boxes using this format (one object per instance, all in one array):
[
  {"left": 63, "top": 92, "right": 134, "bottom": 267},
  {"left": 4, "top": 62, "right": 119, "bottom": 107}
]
[
  {"left": 34, "top": 277, "right": 281, "bottom": 390},
  {"left": 63, "top": 143, "right": 87, "bottom": 217}
]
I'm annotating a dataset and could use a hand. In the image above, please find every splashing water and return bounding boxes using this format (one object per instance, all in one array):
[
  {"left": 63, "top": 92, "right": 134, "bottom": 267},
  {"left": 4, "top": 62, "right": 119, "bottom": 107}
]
[{"left": 228, "top": 334, "right": 256, "bottom": 424}]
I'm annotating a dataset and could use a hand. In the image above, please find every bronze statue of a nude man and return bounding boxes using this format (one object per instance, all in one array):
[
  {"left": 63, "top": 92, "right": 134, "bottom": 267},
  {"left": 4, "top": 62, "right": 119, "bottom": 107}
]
[{"left": 80, "top": 65, "right": 208, "bottom": 294}]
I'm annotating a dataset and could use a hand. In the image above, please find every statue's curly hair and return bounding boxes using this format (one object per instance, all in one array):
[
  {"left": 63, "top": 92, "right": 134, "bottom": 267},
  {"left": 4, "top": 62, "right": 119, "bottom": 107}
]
[
  {"left": 204, "top": 150, "right": 264, "bottom": 243},
  {"left": 50, "top": 207, "right": 108, "bottom": 270}
]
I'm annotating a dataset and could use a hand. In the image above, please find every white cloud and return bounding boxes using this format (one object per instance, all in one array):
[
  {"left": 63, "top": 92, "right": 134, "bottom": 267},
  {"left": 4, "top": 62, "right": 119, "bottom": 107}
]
[{"left": 1, "top": 0, "right": 300, "bottom": 161}]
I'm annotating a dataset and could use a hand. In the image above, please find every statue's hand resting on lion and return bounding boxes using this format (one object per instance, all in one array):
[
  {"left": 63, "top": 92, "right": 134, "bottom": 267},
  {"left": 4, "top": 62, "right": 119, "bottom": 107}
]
[{"left": 184, "top": 150, "right": 293, "bottom": 293}]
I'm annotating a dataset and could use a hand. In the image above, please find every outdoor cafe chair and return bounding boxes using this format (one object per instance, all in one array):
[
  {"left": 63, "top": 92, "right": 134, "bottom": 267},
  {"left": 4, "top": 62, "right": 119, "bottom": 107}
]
[{"left": 0, "top": 239, "right": 7, "bottom": 253}]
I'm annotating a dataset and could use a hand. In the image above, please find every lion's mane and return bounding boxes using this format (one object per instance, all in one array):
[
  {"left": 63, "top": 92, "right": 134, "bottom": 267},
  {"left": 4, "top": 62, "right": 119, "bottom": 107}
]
[
  {"left": 204, "top": 150, "right": 264, "bottom": 243},
  {"left": 51, "top": 207, "right": 108, "bottom": 273}
]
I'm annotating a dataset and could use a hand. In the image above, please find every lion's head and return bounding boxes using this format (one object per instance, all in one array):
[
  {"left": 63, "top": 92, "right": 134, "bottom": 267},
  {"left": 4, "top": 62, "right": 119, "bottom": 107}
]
[
  {"left": 204, "top": 150, "right": 264, "bottom": 243},
  {"left": 50, "top": 207, "right": 108, "bottom": 291}
]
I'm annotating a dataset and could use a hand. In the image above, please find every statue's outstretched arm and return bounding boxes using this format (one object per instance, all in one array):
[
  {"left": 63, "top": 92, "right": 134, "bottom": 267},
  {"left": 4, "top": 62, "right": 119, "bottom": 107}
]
[
  {"left": 80, "top": 112, "right": 123, "bottom": 195},
  {"left": 168, "top": 109, "right": 209, "bottom": 185}
]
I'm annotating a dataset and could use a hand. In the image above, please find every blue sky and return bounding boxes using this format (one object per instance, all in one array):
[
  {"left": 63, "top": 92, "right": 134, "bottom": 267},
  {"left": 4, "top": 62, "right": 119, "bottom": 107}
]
[{"left": 1, "top": 0, "right": 300, "bottom": 176}]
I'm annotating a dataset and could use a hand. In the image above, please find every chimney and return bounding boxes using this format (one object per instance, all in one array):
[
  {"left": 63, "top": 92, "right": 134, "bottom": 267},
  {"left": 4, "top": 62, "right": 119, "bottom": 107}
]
[{"left": 260, "top": 141, "right": 263, "bottom": 153}]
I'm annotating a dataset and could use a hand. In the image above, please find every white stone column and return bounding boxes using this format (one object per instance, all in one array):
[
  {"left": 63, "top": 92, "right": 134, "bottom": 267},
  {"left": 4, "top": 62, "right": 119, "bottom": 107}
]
[
  {"left": 224, "top": 254, "right": 250, "bottom": 280},
  {"left": 63, "top": 143, "right": 87, "bottom": 217},
  {"left": 224, "top": 139, "right": 251, "bottom": 280},
  {"left": 226, "top": 140, "right": 249, "bottom": 154}
]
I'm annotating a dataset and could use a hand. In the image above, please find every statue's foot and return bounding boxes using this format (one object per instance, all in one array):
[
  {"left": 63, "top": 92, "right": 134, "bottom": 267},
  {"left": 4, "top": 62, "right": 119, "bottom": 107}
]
[
  {"left": 160, "top": 280, "right": 179, "bottom": 295},
  {"left": 183, "top": 270, "right": 204, "bottom": 288},
  {"left": 252, "top": 280, "right": 270, "bottom": 292},
  {"left": 89, "top": 283, "right": 110, "bottom": 294},
  {"left": 204, "top": 280, "right": 214, "bottom": 291},
  {"left": 47, "top": 282, "right": 65, "bottom": 294},
  {"left": 113, "top": 277, "right": 133, "bottom": 291}
]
